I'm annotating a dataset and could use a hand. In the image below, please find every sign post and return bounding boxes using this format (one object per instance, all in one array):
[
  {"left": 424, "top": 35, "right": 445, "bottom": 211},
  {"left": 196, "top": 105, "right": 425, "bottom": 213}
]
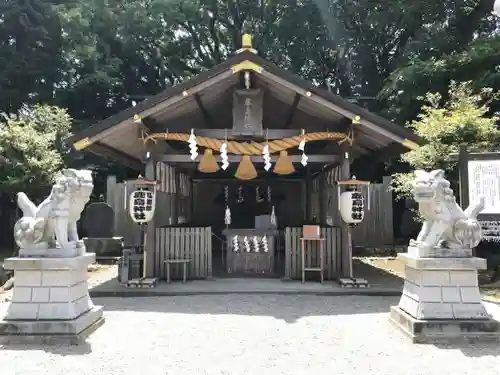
[{"left": 458, "top": 147, "right": 500, "bottom": 243}]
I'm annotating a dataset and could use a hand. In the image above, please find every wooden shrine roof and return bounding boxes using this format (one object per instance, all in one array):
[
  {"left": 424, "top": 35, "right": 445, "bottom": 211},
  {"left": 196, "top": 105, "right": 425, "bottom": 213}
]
[{"left": 66, "top": 48, "right": 423, "bottom": 171}]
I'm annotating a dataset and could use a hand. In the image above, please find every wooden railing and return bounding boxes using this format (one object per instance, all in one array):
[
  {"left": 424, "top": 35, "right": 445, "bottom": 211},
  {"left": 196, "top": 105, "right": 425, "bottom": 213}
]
[
  {"left": 284, "top": 227, "right": 341, "bottom": 280},
  {"left": 154, "top": 227, "right": 212, "bottom": 279}
]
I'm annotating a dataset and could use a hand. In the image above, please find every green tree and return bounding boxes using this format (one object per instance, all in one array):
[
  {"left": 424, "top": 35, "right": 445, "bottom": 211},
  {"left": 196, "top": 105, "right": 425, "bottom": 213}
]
[
  {"left": 0, "top": 0, "right": 66, "bottom": 113},
  {"left": 391, "top": 81, "right": 500, "bottom": 199},
  {"left": 0, "top": 104, "right": 72, "bottom": 199},
  {"left": 379, "top": 0, "right": 499, "bottom": 122}
]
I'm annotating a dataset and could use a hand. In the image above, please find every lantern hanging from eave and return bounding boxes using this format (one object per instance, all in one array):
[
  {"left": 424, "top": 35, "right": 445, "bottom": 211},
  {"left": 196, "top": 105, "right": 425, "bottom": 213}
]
[
  {"left": 337, "top": 177, "right": 370, "bottom": 226},
  {"left": 127, "top": 176, "right": 157, "bottom": 224}
]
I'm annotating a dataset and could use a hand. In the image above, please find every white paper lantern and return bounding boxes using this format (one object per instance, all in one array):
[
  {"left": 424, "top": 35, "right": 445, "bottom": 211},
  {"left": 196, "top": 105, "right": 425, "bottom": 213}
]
[
  {"left": 339, "top": 191, "right": 364, "bottom": 225},
  {"left": 129, "top": 189, "right": 156, "bottom": 224}
]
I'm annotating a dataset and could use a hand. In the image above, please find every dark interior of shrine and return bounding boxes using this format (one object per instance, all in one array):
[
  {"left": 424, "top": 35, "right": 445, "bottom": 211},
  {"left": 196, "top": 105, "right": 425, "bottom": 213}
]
[{"left": 188, "top": 178, "right": 319, "bottom": 278}]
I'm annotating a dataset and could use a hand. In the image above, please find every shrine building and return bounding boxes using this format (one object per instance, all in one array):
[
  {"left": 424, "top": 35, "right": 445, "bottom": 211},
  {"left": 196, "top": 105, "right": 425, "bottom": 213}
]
[{"left": 66, "top": 34, "right": 423, "bottom": 284}]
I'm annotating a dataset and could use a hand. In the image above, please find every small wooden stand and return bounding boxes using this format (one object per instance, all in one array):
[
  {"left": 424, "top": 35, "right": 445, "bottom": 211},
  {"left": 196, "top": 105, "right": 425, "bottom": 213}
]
[
  {"left": 300, "top": 237, "right": 325, "bottom": 284},
  {"left": 165, "top": 259, "right": 191, "bottom": 284}
]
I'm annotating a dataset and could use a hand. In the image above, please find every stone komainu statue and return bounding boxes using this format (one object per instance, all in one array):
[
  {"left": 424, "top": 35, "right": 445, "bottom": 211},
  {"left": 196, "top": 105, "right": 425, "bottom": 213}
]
[
  {"left": 410, "top": 169, "right": 484, "bottom": 252},
  {"left": 14, "top": 169, "right": 93, "bottom": 255}
]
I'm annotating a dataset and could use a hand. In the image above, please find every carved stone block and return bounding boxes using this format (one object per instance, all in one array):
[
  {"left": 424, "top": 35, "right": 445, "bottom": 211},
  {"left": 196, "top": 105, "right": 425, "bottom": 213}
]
[
  {"left": 390, "top": 253, "right": 500, "bottom": 343},
  {"left": 14, "top": 169, "right": 93, "bottom": 259},
  {"left": 0, "top": 253, "right": 104, "bottom": 344},
  {"left": 407, "top": 246, "right": 472, "bottom": 258},
  {"left": 396, "top": 254, "right": 489, "bottom": 320},
  {"left": 409, "top": 169, "right": 484, "bottom": 257}
]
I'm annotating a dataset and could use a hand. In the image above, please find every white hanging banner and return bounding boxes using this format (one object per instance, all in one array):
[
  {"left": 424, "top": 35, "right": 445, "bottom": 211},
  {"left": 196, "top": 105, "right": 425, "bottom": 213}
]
[
  {"left": 243, "top": 236, "right": 251, "bottom": 252},
  {"left": 262, "top": 144, "right": 272, "bottom": 171},
  {"left": 253, "top": 236, "right": 260, "bottom": 252},
  {"left": 224, "top": 185, "right": 231, "bottom": 225},
  {"left": 220, "top": 142, "right": 229, "bottom": 170},
  {"left": 298, "top": 129, "right": 308, "bottom": 166},
  {"left": 232, "top": 235, "right": 239, "bottom": 252},
  {"left": 270, "top": 206, "right": 276, "bottom": 226},
  {"left": 188, "top": 129, "right": 198, "bottom": 160},
  {"left": 224, "top": 206, "right": 232, "bottom": 225},
  {"left": 262, "top": 235, "right": 269, "bottom": 252}
]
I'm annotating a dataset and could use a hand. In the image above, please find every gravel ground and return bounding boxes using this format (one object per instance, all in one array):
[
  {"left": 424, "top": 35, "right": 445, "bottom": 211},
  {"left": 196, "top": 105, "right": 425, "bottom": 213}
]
[{"left": 1, "top": 295, "right": 500, "bottom": 375}]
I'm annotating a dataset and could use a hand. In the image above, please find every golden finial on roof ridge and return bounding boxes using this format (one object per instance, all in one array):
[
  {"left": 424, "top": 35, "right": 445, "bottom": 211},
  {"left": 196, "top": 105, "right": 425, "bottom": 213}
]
[
  {"left": 242, "top": 34, "right": 252, "bottom": 49},
  {"left": 237, "top": 33, "right": 257, "bottom": 54}
]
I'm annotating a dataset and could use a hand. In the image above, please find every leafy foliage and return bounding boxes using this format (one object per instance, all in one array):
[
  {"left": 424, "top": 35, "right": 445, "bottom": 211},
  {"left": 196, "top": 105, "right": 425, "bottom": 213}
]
[
  {"left": 381, "top": 34, "right": 500, "bottom": 121},
  {"left": 0, "top": 0, "right": 499, "bottom": 199},
  {"left": 391, "top": 81, "right": 500, "bottom": 199},
  {"left": 0, "top": 0, "right": 67, "bottom": 114},
  {"left": 0, "top": 105, "right": 72, "bottom": 198}
]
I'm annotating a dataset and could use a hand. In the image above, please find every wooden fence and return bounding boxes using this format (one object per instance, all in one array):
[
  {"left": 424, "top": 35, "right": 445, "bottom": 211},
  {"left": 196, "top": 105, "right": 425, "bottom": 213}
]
[
  {"left": 351, "top": 178, "right": 393, "bottom": 247},
  {"left": 106, "top": 165, "right": 191, "bottom": 245},
  {"left": 154, "top": 227, "right": 212, "bottom": 279},
  {"left": 324, "top": 175, "right": 393, "bottom": 247},
  {"left": 284, "top": 226, "right": 341, "bottom": 280}
]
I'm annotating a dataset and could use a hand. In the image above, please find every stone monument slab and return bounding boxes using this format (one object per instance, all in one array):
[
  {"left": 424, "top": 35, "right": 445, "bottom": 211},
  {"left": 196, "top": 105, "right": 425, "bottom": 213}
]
[
  {"left": 83, "top": 202, "right": 114, "bottom": 238},
  {"left": 82, "top": 202, "right": 123, "bottom": 256}
]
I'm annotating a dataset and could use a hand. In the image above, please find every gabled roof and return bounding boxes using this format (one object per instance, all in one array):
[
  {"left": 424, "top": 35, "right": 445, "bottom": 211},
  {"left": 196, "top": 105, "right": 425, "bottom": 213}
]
[{"left": 66, "top": 48, "right": 423, "bottom": 169}]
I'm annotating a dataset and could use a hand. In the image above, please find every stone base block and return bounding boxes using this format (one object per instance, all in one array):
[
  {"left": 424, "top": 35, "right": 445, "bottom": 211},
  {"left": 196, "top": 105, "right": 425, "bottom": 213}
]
[
  {"left": 4, "top": 253, "right": 96, "bottom": 321},
  {"left": 0, "top": 305, "right": 104, "bottom": 345},
  {"left": 83, "top": 237, "right": 123, "bottom": 257},
  {"left": 18, "top": 241, "right": 86, "bottom": 258},
  {"left": 407, "top": 246, "right": 472, "bottom": 258},
  {"left": 397, "top": 254, "right": 489, "bottom": 320},
  {"left": 390, "top": 306, "right": 500, "bottom": 344}
]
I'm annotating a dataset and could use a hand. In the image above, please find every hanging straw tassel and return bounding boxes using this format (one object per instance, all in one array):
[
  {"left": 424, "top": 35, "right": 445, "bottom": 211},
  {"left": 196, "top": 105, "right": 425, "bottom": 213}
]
[
  {"left": 198, "top": 148, "right": 219, "bottom": 173},
  {"left": 235, "top": 155, "right": 258, "bottom": 180},
  {"left": 270, "top": 206, "right": 276, "bottom": 226},
  {"left": 273, "top": 150, "right": 295, "bottom": 175}
]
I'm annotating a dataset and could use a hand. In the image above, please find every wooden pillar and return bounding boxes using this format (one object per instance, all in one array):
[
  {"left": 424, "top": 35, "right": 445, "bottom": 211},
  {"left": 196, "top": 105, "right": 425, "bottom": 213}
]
[
  {"left": 189, "top": 177, "right": 195, "bottom": 222},
  {"left": 144, "top": 157, "right": 156, "bottom": 278},
  {"left": 339, "top": 146, "right": 352, "bottom": 278},
  {"left": 458, "top": 144, "right": 469, "bottom": 209},
  {"left": 318, "top": 172, "right": 326, "bottom": 225},
  {"left": 105, "top": 175, "right": 118, "bottom": 235},
  {"left": 305, "top": 167, "right": 312, "bottom": 221},
  {"left": 172, "top": 168, "right": 180, "bottom": 224}
]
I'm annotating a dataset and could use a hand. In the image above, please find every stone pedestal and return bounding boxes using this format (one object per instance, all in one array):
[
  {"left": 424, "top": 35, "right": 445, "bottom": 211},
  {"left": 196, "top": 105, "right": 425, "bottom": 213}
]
[
  {"left": 407, "top": 245, "right": 472, "bottom": 258},
  {"left": 390, "top": 253, "right": 500, "bottom": 343},
  {"left": 0, "top": 253, "right": 104, "bottom": 344}
]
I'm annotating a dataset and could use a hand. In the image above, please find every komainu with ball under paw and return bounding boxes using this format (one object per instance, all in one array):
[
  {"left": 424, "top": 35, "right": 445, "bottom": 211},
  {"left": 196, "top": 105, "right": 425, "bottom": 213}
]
[
  {"left": 13, "top": 169, "right": 93, "bottom": 254},
  {"left": 410, "top": 169, "right": 484, "bottom": 252}
]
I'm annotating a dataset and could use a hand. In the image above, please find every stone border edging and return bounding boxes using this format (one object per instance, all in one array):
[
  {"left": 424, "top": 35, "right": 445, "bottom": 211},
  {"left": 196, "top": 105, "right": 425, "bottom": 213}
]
[{"left": 89, "top": 289, "right": 403, "bottom": 298}]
